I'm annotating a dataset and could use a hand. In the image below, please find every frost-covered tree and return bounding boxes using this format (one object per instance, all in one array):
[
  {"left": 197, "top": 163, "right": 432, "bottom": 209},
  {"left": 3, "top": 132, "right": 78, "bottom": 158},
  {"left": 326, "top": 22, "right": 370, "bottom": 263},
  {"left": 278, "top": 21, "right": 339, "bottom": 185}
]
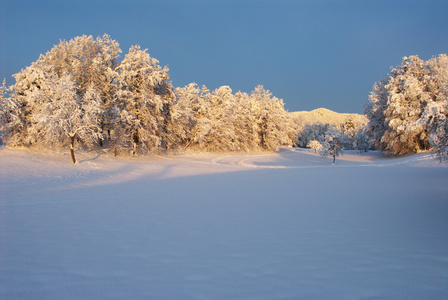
[
  {"left": 0, "top": 79, "right": 4, "bottom": 100},
  {"left": 233, "top": 91, "right": 261, "bottom": 151},
  {"left": 341, "top": 117, "right": 357, "bottom": 149},
  {"left": 174, "top": 84, "right": 291, "bottom": 152},
  {"left": 2, "top": 53, "right": 104, "bottom": 162},
  {"left": 191, "top": 85, "right": 237, "bottom": 152},
  {"left": 172, "top": 83, "right": 203, "bottom": 149},
  {"left": 430, "top": 118, "right": 448, "bottom": 162},
  {"left": 296, "top": 122, "right": 330, "bottom": 148},
  {"left": 3, "top": 34, "right": 121, "bottom": 150},
  {"left": 174, "top": 84, "right": 213, "bottom": 150},
  {"left": 35, "top": 34, "right": 122, "bottom": 146},
  {"left": 353, "top": 128, "right": 370, "bottom": 152},
  {"left": 296, "top": 120, "right": 365, "bottom": 151},
  {"left": 364, "top": 78, "right": 389, "bottom": 151},
  {"left": 21, "top": 71, "right": 101, "bottom": 163},
  {"left": 424, "top": 101, "right": 448, "bottom": 162},
  {"left": 422, "top": 55, "right": 448, "bottom": 161},
  {"left": 2, "top": 63, "right": 46, "bottom": 146},
  {"left": 250, "top": 85, "right": 291, "bottom": 151},
  {"left": 318, "top": 128, "right": 343, "bottom": 165},
  {"left": 116, "top": 45, "right": 175, "bottom": 155},
  {"left": 382, "top": 56, "right": 432, "bottom": 154},
  {"left": 0, "top": 80, "right": 8, "bottom": 145},
  {"left": 2, "top": 33, "right": 296, "bottom": 157},
  {"left": 366, "top": 54, "right": 448, "bottom": 155},
  {"left": 307, "top": 140, "right": 323, "bottom": 153},
  {"left": 42, "top": 34, "right": 120, "bottom": 95}
]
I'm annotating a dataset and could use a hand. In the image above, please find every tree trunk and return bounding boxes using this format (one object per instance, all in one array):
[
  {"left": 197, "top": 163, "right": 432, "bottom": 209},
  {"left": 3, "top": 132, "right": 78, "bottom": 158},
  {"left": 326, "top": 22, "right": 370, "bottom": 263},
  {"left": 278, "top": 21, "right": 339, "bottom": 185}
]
[
  {"left": 332, "top": 153, "right": 336, "bottom": 165},
  {"left": 69, "top": 134, "right": 77, "bottom": 164},
  {"left": 132, "top": 133, "right": 139, "bottom": 156}
]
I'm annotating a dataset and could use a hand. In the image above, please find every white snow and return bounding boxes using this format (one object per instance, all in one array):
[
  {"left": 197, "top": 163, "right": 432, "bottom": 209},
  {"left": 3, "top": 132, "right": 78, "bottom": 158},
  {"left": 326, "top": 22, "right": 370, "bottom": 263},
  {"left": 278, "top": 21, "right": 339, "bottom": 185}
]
[{"left": 1, "top": 147, "right": 448, "bottom": 299}]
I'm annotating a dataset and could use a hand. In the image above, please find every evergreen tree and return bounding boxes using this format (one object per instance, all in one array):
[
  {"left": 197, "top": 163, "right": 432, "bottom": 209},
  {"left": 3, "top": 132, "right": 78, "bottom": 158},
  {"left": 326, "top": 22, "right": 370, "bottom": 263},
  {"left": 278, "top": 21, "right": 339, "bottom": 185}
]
[{"left": 364, "top": 78, "right": 389, "bottom": 151}]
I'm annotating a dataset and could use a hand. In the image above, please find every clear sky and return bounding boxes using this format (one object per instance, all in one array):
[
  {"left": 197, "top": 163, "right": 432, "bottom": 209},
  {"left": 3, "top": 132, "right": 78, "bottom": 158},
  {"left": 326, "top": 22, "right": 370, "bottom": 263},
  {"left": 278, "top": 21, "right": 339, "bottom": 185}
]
[{"left": 1, "top": 0, "right": 448, "bottom": 113}]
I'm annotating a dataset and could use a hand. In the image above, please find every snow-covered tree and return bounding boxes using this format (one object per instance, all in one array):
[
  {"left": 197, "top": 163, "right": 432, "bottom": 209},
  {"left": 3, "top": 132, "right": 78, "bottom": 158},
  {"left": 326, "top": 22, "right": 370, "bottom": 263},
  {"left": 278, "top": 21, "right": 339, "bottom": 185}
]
[
  {"left": 318, "top": 128, "right": 343, "bottom": 164},
  {"left": 116, "top": 45, "right": 175, "bottom": 155},
  {"left": 366, "top": 54, "right": 448, "bottom": 156},
  {"left": 0, "top": 79, "right": 6, "bottom": 120},
  {"left": 191, "top": 85, "right": 237, "bottom": 152},
  {"left": 353, "top": 128, "right": 370, "bottom": 152},
  {"left": 172, "top": 83, "right": 203, "bottom": 149},
  {"left": 29, "top": 73, "right": 102, "bottom": 163},
  {"left": 250, "top": 85, "right": 291, "bottom": 151},
  {"left": 364, "top": 78, "right": 389, "bottom": 151},
  {"left": 5, "top": 34, "right": 122, "bottom": 150},
  {"left": 0, "top": 79, "right": 8, "bottom": 145},
  {"left": 341, "top": 117, "right": 357, "bottom": 149},
  {"left": 0, "top": 79, "right": 4, "bottom": 100},
  {"left": 382, "top": 56, "right": 432, "bottom": 154},
  {"left": 174, "top": 84, "right": 213, "bottom": 150},
  {"left": 174, "top": 84, "right": 291, "bottom": 152},
  {"left": 424, "top": 55, "right": 448, "bottom": 161},
  {"left": 307, "top": 139, "right": 323, "bottom": 153},
  {"left": 2, "top": 63, "right": 46, "bottom": 146},
  {"left": 41, "top": 35, "right": 121, "bottom": 144},
  {"left": 296, "top": 122, "right": 330, "bottom": 148},
  {"left": 2, "top": 52, "right": 105, "bottom": 163},
  {"left": 233, "top": 91, "right": 260, "bottom": 151},
  {"left": 430, "top": 119, "right": 448, "bottom": 162},
  {"left": 425, "top": 101, "right": 448, "bottom": 162},
  {"left": 2, "top": 33, "right": 298, "bottom": 157}
]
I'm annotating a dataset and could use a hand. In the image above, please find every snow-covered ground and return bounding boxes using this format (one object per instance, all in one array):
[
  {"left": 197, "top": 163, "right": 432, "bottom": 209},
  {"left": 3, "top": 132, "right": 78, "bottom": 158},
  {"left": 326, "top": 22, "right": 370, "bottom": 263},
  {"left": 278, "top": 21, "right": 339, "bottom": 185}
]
[{"left": 1, "top": 147, "right": 448, "bottom": 299}]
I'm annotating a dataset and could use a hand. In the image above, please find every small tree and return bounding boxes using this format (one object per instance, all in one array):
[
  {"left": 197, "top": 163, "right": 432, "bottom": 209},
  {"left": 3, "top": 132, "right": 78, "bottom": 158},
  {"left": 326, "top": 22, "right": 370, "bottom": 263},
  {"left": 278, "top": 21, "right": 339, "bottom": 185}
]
[
  {"left": 353, "top": 129, "right": 370, "bottom": 152},
  {"left": 307, "top": 139, "right": 323, "bottom": 153},
  {"left": 296, "top": 122, "right": 330, "bottom": 148},
  {"left": 318, "top": 128, "right": 343, "bottom": 165}
]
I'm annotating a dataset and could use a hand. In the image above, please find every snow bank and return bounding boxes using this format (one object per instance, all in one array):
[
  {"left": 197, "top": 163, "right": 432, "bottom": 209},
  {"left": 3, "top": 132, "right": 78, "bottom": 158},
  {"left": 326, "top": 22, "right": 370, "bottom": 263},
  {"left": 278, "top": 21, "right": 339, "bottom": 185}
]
[{"left": 1, "top": 147, "right": 448, "bottom": 299}]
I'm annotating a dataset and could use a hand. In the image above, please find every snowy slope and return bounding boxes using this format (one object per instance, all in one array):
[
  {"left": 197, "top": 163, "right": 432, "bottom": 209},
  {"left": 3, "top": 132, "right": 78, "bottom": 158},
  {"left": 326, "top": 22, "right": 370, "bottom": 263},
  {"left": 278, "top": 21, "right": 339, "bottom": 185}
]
[{"left": 1, "top": 147, "right": 448, "bottom": 299}]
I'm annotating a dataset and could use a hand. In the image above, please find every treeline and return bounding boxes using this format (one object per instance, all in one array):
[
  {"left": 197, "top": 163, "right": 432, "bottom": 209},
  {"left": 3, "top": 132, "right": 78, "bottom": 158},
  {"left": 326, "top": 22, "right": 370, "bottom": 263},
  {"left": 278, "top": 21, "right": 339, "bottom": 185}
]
[
  {"left": 293, "top": 109, "right": 369, "bottom": 151},
  {"left": 0, "top": 35, "right": 292, "bottom": 162},
  {"left": 1, "top": 34, "right": 447, "bottom": 163}
]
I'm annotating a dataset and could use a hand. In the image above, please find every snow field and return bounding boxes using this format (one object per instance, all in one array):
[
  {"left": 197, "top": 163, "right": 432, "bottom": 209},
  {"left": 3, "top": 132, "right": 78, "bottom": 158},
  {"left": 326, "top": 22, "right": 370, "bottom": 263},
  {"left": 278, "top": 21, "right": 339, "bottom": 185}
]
[{"left": 1, "top": 147, "right": 448, "bottom": 299}]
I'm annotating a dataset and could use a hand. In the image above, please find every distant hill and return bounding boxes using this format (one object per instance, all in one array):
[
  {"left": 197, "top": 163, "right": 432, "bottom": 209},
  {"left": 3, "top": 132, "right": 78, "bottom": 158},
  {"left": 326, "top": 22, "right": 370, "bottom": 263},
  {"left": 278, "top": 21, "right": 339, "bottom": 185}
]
[{"left": 290, "top": 108, "right": 368, "bottom": 130}]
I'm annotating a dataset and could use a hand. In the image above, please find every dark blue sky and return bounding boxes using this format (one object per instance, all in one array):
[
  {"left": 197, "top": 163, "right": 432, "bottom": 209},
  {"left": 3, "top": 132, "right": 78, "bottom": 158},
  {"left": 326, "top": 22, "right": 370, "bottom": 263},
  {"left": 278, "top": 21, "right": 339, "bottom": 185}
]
[{"left": 1, "top": 0, "right": 448, "bottom": 113}]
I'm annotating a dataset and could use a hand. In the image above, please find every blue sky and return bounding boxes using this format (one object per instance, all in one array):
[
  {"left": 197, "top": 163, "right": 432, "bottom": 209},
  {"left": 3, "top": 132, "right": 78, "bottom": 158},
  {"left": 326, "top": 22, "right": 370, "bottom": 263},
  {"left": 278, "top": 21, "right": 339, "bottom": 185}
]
[{"left": 1, "top": 0, "right": 448, "bottom": 113}]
